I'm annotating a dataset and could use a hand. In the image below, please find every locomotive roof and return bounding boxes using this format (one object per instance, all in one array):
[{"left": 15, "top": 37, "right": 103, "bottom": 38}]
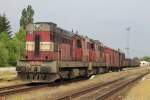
[
  {"left": 94, "top": 40, "right": 103, "bottom": 45},
  {"left": 104, "top": 46, "right": 122, "bottom": 52},
  {"left": 34, "top": 22, "right": 57, "bottom": 26},
  {"left": 57, "top": 27, "right": 74, "bottom": 39}
]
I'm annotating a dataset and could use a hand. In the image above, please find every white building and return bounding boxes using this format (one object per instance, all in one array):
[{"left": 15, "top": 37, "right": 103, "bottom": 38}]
[{"left": 140, "top": 60, "right": 150, "bottom": 67}]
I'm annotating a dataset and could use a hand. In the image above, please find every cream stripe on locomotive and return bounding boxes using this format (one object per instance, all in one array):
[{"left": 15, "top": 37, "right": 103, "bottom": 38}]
[
  {"left": 26, "top": 42, "right": 54, "bottom": 51},
  {"left": 40, "top": 42, "right": 54, "bottom": 51},
  {"left": 26, "top": 42, "right": 34, "bottom": 51}
]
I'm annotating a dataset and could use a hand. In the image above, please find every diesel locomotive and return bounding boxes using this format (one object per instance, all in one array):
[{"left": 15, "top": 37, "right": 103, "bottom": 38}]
[{"left": 16, "top": 22, "right": 140, "bottom": 82}]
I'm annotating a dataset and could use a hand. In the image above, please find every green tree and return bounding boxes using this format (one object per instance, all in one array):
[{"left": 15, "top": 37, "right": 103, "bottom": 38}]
[
  {"left": 0, "top": 32, "right": 10, "bottom": 66},
  {"left": 20, "top": 9, "right": 27, "bottom": 29},
  {"left": 15, "top": 27, "right": 26, "bottom": 59},
  {"left": 0, "top": 32, "right": 9, "bottom": 46},
  {"left": 143, "top": 56, "right": 150, "bottom": 62},
  {"left": 20, "top": 5, "right": 34, "bottom": 29},
  {"left": 7, "top": 38, "right": 18, "bottom": 66},
  {"left": 0, "top": 42, "right": 8, "bottom": 67},
  {"left": 0, "top": 28, "right": 26, "bottom": 66},
  {"left": 27, "top": 5, "right": 34, "bottom": 23},
  {"left": 0, "top": 14, "right": 11, "bottom": 35}
]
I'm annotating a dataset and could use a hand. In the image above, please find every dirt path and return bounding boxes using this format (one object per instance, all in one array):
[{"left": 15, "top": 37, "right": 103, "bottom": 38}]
[{"left": 124, "top": 70, "right": 150, "bottom": 100}]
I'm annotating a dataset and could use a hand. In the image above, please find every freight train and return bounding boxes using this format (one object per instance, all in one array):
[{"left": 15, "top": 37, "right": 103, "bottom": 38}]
[{"left": 16, "top": 22, "right": 140, "bottom": 82}]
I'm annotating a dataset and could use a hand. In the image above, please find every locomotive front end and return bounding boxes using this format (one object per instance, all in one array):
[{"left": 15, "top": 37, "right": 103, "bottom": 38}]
[
  {"left": 16, "top": 60, "right": 59, "bottom": 82},
  {"left": 16, "top": 22, "right": 60, "bottom": 82}
]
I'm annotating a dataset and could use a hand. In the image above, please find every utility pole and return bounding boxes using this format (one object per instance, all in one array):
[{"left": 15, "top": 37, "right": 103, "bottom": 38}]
[{"left": 126, "top": 27, "right": 130, "bottom": 58}]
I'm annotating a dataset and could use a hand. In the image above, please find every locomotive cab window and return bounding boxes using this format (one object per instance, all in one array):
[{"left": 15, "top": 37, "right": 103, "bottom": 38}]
[
  {"left": 76, "top": 39, "right": 82, "bottom": 48},
  {"left": 34, "top": 34, "right": 40, "bottom": 55}
]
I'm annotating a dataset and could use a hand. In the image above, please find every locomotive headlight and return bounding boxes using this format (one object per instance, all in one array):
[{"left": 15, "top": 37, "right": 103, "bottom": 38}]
[{"left": 26, "top": 63, "right": 30, "bottom": 67}]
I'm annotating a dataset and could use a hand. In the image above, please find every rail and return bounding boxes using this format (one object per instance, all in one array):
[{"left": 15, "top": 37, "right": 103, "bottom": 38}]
[{"left": 56, "top": 72, "right": 149, "bottom": 100}]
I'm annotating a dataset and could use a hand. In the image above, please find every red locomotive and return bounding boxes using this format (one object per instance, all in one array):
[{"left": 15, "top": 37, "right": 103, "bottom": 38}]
[{"left": 16, "top": 22, "right": 139, "bottom": 82}]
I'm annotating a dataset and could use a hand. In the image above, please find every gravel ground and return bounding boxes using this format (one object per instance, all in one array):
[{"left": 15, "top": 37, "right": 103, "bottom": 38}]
[
  {"left": 0, "top": 67, "right": 16, "bottom": 81},
  {"left": 0, "top": 67, "right": 16, "bottom": 72},
  {"left": 4, "top": 66, "right": 149, "bottom": 100},
  {"left": 0, "top": 67, "right": 25, "bottom": 88},
  {"left": 124, "top": 68, "right": 150, "bottom": 100}
]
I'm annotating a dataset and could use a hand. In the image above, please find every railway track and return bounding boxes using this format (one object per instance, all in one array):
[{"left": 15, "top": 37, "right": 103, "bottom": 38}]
[
  {"left": 0, "top": 83, "right": 51, "bottom": 96},
  {"left": 0, "top": 68, "right": 148, "bottom": 99},
  {"left": 96, "top": 72, "right": 149, "bottom": 100},
  {"left": 0, "top": 78, "right": 86, "bottom": 97},
  {"left": 56, "top": 71, "right": 149, "bottom": 100}
]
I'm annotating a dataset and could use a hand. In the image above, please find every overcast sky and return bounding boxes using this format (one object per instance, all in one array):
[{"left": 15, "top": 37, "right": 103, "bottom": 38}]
[{"left": 0, "top": 0, "right": 150, "bottom": 58}]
